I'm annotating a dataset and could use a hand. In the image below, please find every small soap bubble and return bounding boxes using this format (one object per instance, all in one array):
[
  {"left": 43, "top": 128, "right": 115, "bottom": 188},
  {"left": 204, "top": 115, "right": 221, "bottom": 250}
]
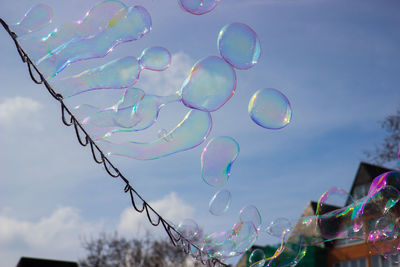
[
  {"left": 218, "top": 22, "right": 261, "bottom": 70},
  {"left": 239, "top": 205, "right": 262, "bottom": 230},
  {"left": 177, "top": 218, "right": 201, "bottom": 242},
  {"left": 248, "top": 88, "right": 292, "bottom": 130},
  {"left": 13, "top": 4, "right": 53, "bottom": 36},
  {"left": 209, "top": 190, "right": 232, "bottom": 216},
  {"left": 180, "top": 56, "right": 237, "bottom": 112},
  {"left": 178, "top": 0, "right": 220, "bottom": 15},
  {"left": 201, "top": 136, "right": 239, "bottom": 187},
  {"left": 265, "top": 217, "right": 292, "bottom": 238},
  {"left": 249, "top": 249, "right": 266, "bottom": 267},
  {"left": 139, "top": 46, "right": 171, "bottom": 71}
]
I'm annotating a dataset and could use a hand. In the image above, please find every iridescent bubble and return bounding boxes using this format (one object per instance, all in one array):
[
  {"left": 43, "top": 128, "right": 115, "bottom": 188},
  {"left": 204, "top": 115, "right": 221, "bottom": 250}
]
[
  {"left": 209, "top": 190, "right": 232, "bottom": 216},
  {"left": 56, "top": 46, "right": 171, "bottom": 97},
  {"left": 177, "top": 218, "right": 202, "bottom": 242},
  {"left": 12, "top": 4, "right": 53, "bottom": 37},
  {"left": 20, "top": 0, "right": 127, "bottom": 63},
  {"left": 367, "top": 215, "right": 400, "bottom": 257},
  {"left": 100, "top": 109, "right": 212, "bottom": 160},
  {"left": 249, "top": 249, "right": 266, "bottom": 267},
  {"left": 230, "top": 221, "right": 258, "bottom": 255},
  {"left": 316, "top": 187, "right": 351, "bottom": 216},
  {"left": 178, "top": 0, "right": 221, "bottom": 15},
  {"left": 139, "top": 46, "right": 171, "bottom": 71},
  {"left": 180, "top": 56, "right": 237, "bottom": 112},
  {"left": 248, "top": 88, "right": 292, "bottom": 130},
  {"left": 203, "top": 231, "right": 234, "bottom": 259},
  {"left": 201, "top": 136, "right": 239, "bottom": 187},
  {"left": 36, "top": 5, "right": 152, "bottom": 78},
  {"left": 239, "top": 205, "right": 262, "bottom": 230},
  {"left": 218, "top": 22, "right": 261, "bottom": 70},
  {"left": 265, "top": 217, "right": 292, "bottom": 238}
]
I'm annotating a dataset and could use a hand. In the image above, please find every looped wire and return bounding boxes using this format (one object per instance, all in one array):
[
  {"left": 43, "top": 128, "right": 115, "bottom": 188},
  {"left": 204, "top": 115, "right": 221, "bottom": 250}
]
[{"left": 0, "top": 18, "right": 228, "bottom": 267}]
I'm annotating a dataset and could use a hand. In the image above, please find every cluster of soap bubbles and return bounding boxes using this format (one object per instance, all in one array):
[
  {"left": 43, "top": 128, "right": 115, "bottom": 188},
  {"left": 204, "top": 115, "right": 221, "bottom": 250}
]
[{"left": 12, "top": 2, "right": 399, "bottom": 266}]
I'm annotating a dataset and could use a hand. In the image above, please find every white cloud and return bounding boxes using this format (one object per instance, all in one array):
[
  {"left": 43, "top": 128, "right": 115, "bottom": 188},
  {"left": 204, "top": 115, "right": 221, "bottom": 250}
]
[
  {"left": 137, "top": 52, "right": 194, "bottom": 96},
  {"left": 118, "top": 192, "right": 195, "bottom": 237},
  {"left": 0, "top": 207, "right": 104, "bottom": 266},
  {"left": 0, "top": 96, "right": 43, "bottom": 128}
]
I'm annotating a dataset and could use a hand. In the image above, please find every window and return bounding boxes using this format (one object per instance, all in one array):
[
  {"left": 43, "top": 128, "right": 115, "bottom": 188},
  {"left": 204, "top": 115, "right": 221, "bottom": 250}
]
[
  {"left": 371, "top": 255, "right": 400, "bottom": 267},
  {"left": 334, "top": 258, "right": 367, "bottom": 267}
]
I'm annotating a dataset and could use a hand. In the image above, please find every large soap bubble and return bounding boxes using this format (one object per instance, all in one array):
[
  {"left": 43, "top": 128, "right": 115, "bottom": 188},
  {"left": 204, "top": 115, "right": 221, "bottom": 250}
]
[
  {"left": 178, "top": 0, "right": 220, "bottom": 15},
  {"left": 248, "top": 88, "right": 292, "bottom": 130},
  {"left": 209, "top": 190, "right": 232, "bottom": 216},
  {"left": 12, "top": 4, "right": 53, "bottom": 37},
  {"left": 36, "top": 5, "right": 152, "bottom": 78},
  {"left": 218, "top": 22, "right": 261, "bottom": 70},
  {"left": 20, "top": 0, "right": 127, "bottom": 63},
  {"left": 201, "top": 136, "right": 239, "bottom": 187},
  {"left": 180, "top": 56, "right": 237, "bottom": 112},
  {"left": 56, "top": 46, "right": 171, "bottom": 97}
]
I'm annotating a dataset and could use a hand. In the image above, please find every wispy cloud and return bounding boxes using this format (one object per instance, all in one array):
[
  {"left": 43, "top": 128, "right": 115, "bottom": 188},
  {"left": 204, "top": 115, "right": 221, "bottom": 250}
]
[{"left": 0, "top": 96, "right": 43, "bottom": 130}]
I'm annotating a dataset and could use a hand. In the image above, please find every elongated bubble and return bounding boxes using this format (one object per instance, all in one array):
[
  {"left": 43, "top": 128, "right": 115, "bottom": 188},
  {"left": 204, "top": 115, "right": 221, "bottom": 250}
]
[
  {"left": 36, "top": 5, "right": 152, "bottom": 78},
  {"left": 248, "top": 88, "right": 292, "bottom": 130},
  {"left": 55, "top": 46, "right": 171, "bottom": 97},
  {"left": 218, "top": 23, "right": 261, "bottom": 70},
  {"left": 201, "top": 136, "right": 239, "bottom": 187},
  {"left": 20, "top": 1, "right": 127, "bottom": 63},
  {"left": 12, "top": 4, "right": 53, "bottom": 37},
  {"left": 99, "top": 109, "right": 212, "bottom": 160},
  {"left": 209, "top": 190, "right": 232, "bottom": 216},
  {"left": 239, "top": 205, "right": 262, "bottom": 230},
  {"left": 178, "top": 0, "right": 221, "bottom": 15},
  {"left": 180, "top": 56, "right": 237, "bottom": 112}
]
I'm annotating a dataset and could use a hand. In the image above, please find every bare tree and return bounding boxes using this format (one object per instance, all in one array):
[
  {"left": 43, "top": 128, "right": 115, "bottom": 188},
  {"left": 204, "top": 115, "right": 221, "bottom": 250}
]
[
  {"left": 365, "top": 108, "right": 400, "bottom": 168},
  {"left": 79, "top": 232, "right": 203, "bottom": 267}
]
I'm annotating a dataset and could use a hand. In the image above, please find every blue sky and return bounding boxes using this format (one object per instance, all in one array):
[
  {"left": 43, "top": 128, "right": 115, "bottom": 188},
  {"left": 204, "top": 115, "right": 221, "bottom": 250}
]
[{"left": 0, "top": 0, "right": 399, "bottom": 266}]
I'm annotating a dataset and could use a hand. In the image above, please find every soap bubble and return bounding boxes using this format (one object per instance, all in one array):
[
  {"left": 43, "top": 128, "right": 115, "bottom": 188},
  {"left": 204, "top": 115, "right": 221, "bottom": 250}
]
[
  {"left": 56, "top": 46, "right": 171, "bottom": 97},
  {"left": 178, "top": 0, "right": 220, "bottom": 15},
  {"left": 209, "top": 190, "right": 232, "bottom": 216},
  {"left": 201, "top": 136, "right": 239, "bottom": 187},
  {"left": 12, "top": 4, "right": 53, "bottom": 37},
  {"left": 100, "top": 109, "right": 212, "bottom": 160},
  {"left": 20, "top": 0, "right": 127, "bottom": 63},
  {"left": 367, "top": 215, "right": 400, "bottom": 257},
  {"left": 265, "top": 217, "right": 293, "bottom": 238},
  {"left": 316, "top": 187, "right": 351, "bottom": 215},
  {"left": 180, "top": 56, "right": 237, "bottom": 112},
  {"left": 218, "top": 22, "right": 261, "bottom": 70},
  {"left": 239, "top": 205, "right": 262, "bottom": 230},
  {"left": 249, "top": 249, "right": 266, "bottom": 267},
  {"left": 139, "top": 46, "right": 171, "bottom": 71},
  {"left": 230, "top": 221, "right": 259, "bottom": 255},
  {"left": 36, "top": 5, "right": 152, "bottom": 78},
  {"left": 177, "top": 218, "right": 202, "bottom": 242},
  {"left": 248, "top": 88, "right": 292, "bottom": 130}
]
